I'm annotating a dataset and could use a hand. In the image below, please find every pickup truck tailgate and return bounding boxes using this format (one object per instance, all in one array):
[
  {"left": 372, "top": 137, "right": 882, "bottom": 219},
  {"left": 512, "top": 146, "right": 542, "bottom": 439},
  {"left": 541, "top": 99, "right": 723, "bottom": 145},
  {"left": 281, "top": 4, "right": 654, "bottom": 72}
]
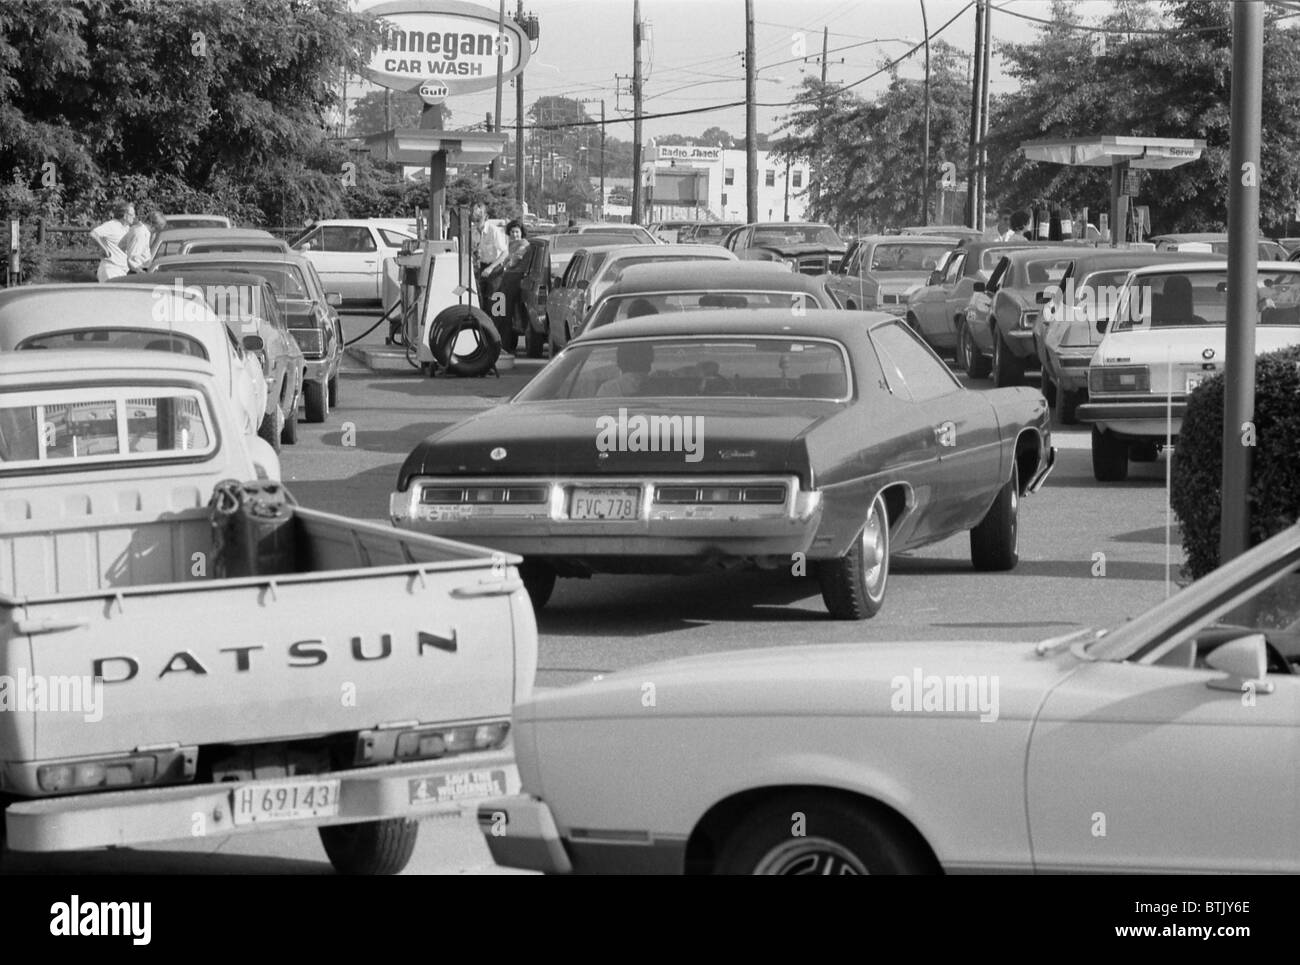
[{"left": 3, "top": 521, "right": 526, "bottom": 761}]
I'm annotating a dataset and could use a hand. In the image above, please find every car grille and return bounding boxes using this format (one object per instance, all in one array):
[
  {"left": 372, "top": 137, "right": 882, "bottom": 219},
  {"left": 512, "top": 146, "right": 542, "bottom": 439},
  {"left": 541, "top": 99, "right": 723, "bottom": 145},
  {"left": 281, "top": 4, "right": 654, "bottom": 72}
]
[
  {"left": 797, "top": 256, "right": 828, "bottom": 275},
  {"left": 289, "top": 328, "right": 324, "bottom": 358}
]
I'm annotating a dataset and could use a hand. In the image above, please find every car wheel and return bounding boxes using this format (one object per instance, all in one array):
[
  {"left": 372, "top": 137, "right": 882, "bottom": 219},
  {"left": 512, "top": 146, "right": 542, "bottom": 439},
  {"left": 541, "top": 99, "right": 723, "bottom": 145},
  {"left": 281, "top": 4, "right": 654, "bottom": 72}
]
[
  {"left": 1091, "top": 426, "right": 1130, "bottom": 482},
  {"left": 1057, "top": 384, "right": 1082, "bottom": 425},
  {"left": 280, "top": 401, "right": 299, "bottom": 445},
  {"left": 818, "top": 492, "right": 889, "bottom": 620},
  {"left": 257, "top": 405, "right": 283, "bottom": 454},
  {"left": 520, "top": 560, "right": 556, "bottom": 609},
  {"left": 992, "top": 330, "right": 1026, "bottom": 387},
  {"left": 318, "top": 819, "right": 418, "bottom": 875},
  {"left": 525, "top": 323, "right": 545, "bottom": 359},
  {"left": 960, "top": 322, "right": 991, "bottom": 379},
  {"left": 970, "top": 461, "right": 1019, "bottom": 571},
  {"left": 328, "top": 373, "right": 339, "bottom": 408},
  {"left": 304, "top": 380, "right": 328, "bottom": 423},
  {"left": 715, "top": 793, "right": 934, "bottom": 875}
]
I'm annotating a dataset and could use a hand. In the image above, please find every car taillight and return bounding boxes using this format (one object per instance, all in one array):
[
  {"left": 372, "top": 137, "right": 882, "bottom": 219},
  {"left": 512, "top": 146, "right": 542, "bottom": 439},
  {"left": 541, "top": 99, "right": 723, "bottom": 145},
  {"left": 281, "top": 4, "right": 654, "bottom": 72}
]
[{"left": 1089, "top": 365, "right": 1150, "bottom": 393}]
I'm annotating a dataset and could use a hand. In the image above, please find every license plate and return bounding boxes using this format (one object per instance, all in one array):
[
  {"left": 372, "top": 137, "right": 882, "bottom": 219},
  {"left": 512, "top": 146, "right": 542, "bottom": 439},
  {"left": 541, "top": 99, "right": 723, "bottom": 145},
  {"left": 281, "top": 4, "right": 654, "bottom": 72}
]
[
  {"left": 230, "top": 779, "right": 340, "bottom": 826},
  {"left": 409, "top": 769, "right": 508, "bottom": 805},
  {"left": 1186, "top": 373, "right": 1206, "bottom": 392},
  {"left": 570, "top": 487, "right": 640, "bottom": 520}
]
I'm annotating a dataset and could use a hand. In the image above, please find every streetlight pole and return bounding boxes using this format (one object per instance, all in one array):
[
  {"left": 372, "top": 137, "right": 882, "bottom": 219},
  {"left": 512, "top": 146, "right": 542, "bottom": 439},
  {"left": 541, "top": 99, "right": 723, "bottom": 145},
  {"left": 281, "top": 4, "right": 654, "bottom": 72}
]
[{"left": 745, "top": 0, "right": 757, "bottom": 224}]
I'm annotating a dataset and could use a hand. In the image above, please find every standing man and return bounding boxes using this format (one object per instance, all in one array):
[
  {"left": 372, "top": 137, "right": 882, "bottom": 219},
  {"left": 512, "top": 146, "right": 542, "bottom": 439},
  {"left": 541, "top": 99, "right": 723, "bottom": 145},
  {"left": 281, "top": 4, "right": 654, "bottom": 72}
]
[
  {"left": 122, "top": 210, "right": 167, "bottom": 273},
  {"left": 987, "top": 208, "right": 1016, "bottom": 242},
  {"left": 471, "top": 203, "right": 507, "bottom": 315},
  {"left": 89, "top": 200, "right": 135, "bottom": 282}
]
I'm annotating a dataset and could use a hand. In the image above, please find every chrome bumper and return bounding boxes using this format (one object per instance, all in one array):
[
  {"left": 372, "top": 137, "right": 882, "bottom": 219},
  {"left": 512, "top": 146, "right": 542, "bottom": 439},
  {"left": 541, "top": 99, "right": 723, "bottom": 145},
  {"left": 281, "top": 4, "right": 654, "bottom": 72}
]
[
  {"left": 1026, "top": 445, "right": 1057, "bottom": 494},
  {"left": 477, "top": 795, "right": 572, "bottom": 874}
]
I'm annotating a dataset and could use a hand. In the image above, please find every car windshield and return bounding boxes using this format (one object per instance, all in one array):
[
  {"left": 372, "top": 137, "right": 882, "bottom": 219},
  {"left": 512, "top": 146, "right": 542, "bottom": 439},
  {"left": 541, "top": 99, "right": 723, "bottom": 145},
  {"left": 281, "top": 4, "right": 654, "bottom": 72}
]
[
  {"left": 188, "top": 262, "right": 310, "bottom": 299},
  {"left": 691, "top": 225, "right": 737, "bottom": 241},
  {"left": 601, "top": 254, "right": 730, "bottom": 285},
  {"left": 516, "top": 336, "right": 850, "bottom": 401},
  {"left": 1111, "top": 268, "right": 1300, "bottom": 330},
  {"left": 588, "top": 291, "right": 823, "bottom": 329},
  {"left": 868, "top": 244, "right": 950, "bottom": 272},
  {"left": 15, "top": 329, "right": 208, "bottom": 357},
  {"left": 752, "top": 225, "right": 842, "bottom": 247},
  {"left": 979, "top": 246, "right": 1024, "bottom": 270},
  {"left": 551, "top": 234, "right": 628, "bottom": 252}
]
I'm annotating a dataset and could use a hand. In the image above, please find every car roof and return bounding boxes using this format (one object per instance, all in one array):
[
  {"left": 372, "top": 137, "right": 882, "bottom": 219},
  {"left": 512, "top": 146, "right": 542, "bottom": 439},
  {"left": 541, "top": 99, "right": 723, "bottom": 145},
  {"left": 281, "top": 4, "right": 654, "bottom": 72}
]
[
  {"left": 601, "top": 261, "right": 827, "bottom": 294},
  {"left": 598, "top": 243, "right": 735, "bottom": 258},
  {"left": 1062, "top": 250, "right": 1228, "bottom": 272},
  {"left": 548, "top": 233, "right": 639, "bottom": 250},
  {"left": 126, "top": 269, "right": 278, "bottom": 289},
  {"left": 856, "top": 234, "right": 960, "bottom": 244},
  {"left": 152, "top": 250, "right": 314, "bottom": 268},
  {"left": 1127, "top": 259, "right": 1299, "bottom": 275},
  {"left": 155, "top": 227, "right": 271, "bottom": 241},
  {"left": 579, "top": 308, "right": 886, "bottom": 341},
  {"left": 1149, "top": 232, "right": 1227, "bottom": 241},
  {"left": 0, "top": 348, "right": 219, "bottom": 377},
  {"left": 0, "top": 284, "right": 227, "bottom": 335}
]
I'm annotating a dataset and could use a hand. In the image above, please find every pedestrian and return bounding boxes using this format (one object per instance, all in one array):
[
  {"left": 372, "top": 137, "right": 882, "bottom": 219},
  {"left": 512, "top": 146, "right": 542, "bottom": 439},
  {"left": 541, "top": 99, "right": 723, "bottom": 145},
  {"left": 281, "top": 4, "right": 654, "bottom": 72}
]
[
  {"left": 471, "top": 203, "right": 508, "bottom": 321},
  {"left": 89, "top": 200, "right": 135, "bottom": 282},
  {"left": 491, "top": 220, "right": 531, "bottom": 351},
  {"left": 121, "top": 210, "right": 167, "bottom": 273},
  {"left": 987, "top": 208, "right": 1017, "bottom": 242},
  {"left": 1010, "top": 209, "right": 1031, "bottom": 241}
]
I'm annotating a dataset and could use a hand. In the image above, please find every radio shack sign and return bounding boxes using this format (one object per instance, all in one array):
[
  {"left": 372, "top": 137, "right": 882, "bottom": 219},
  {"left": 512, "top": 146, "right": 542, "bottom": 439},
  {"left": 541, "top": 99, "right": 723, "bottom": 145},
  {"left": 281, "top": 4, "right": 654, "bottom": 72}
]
[
  {"left": 657, "top": 145, "right": 723, "bottom": 162},
  {"left": 364, "top": 0, "right": 530, "bottom": 96}
]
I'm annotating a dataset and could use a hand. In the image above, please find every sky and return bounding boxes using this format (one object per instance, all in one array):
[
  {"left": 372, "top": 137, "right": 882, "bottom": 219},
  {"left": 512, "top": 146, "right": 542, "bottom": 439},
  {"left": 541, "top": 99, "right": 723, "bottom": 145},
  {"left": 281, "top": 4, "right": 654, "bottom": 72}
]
[{"left": 352, "top": 0, "right": 1120, "bottom": 145}]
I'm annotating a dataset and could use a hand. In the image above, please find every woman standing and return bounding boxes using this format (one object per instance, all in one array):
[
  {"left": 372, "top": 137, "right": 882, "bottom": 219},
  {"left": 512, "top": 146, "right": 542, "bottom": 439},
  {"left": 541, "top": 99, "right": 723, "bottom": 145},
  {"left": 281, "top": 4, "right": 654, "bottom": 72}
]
[{"left": 487, "top": 220, "right": 530, "bottom": 355}]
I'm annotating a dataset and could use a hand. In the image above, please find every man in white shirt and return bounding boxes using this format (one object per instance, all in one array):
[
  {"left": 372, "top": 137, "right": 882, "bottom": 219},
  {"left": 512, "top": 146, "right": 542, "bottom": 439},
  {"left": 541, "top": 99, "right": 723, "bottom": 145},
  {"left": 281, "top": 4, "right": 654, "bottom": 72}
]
[
  {"left": 89, "top": 201, "right": 134, "bottom": 281},
  {"left": 471, "top": 203, "right": 508, "bottom": 324},
  {"left": 987, "top": 208, "right": 1016, "bottom": 242},
  {"left": 121, "top": 210, "right": 167, "bottom": 273}
]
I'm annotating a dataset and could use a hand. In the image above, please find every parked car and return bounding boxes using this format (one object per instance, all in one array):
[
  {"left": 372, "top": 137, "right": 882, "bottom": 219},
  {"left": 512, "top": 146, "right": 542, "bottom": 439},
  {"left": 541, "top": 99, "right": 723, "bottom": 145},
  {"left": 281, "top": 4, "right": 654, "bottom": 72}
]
[
  {"left": 0, "top": 349, "right": 536, "bottom": 875},
  {"left": 0, "top": 283, "right": 265, "bottom": 443},
  {"left": 122, "top": 269, "right": 307, "bottom": 450},
  {"left": 906, "top": 240, "right": 1034, "bottom": 357},
  {"left": 722, "top": 222, "right": 848, "bottom": 274},
  {"left": 178, "top": 236, "right": 291, "bottom": 257},
  {"left": 961, "top": 243, "right": 1093, "bottom": 384},
  {"left": 1078, "top": 261, "right": 1300, "bottom": 481},
  {"left": 543, "top": 231, "right": 653, "bottom": 290},
  {"left": 290, "top": 219, "right": 417, "bottom": 304},
  {"left": 647, "top": 220, "right": 700, "bottom": 244},
  {"left": 547, "top": 243, "right": 738, "bottom": 351},
  {"left": 899, "top": 225, "right": 987, "bottom": 243},
  {"left": 824, "top": 234, "right": 959, "bottom": 317},
  {"left": 478, "top": 517, "right": 1300, "bottom": 874},
  {"left": 1150, "top": 232, "right": 1288, "bottom": 261},
  {"left": 151, "top": 227, "right": 277, "bottom": 261},
  {"left": 564, "top": 222, "right": 659, "bottom": 245},
  {"left": 582, "top": 262, "right": 838, "bottom": 335},
  {"left": 1035, "top": 250, "right": 1223, "bottom": 424},
  {"left": 680, "top": 221, "right": 743, "bottom": 245},
  {"left": 152, "top": 252, "right": 343, "bottom": 423},
  {"left": 160, "top": 213, "right": 232, "bottom": 229},
  {"left": 390, "top": 310, "right": 1054, "bottom": 619}
]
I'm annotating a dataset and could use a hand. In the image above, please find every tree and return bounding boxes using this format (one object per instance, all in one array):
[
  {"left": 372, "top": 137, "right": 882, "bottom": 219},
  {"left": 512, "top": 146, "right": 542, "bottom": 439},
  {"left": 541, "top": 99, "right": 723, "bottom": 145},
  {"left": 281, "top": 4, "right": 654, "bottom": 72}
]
[
  {"left": 986, "top": 0, "right": 1300, "bottom": 233},
  {"left": 349, "top": 90, "right": 450, "bottom": 138},
  {"left": 699, "top": 126, "right": 735, "bottom": 148}
]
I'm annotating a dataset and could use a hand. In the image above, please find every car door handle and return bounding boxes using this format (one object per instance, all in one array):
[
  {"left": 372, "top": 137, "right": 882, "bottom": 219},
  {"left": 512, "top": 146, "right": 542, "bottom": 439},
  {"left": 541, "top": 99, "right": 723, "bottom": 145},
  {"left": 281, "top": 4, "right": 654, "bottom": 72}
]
[
  {"left": 15, "top": 617, "right": 90, "bottom": 635},
  {"left": 451, "top": 579, "right": 524, "bottom": 598}
]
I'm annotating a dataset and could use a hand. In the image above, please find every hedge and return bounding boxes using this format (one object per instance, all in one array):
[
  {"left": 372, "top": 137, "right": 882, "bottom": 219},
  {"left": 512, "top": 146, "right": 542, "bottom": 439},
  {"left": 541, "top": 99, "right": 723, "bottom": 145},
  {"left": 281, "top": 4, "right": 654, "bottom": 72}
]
[{"left": 1170, "top": 343, "right": 1300, "bottom": 579}]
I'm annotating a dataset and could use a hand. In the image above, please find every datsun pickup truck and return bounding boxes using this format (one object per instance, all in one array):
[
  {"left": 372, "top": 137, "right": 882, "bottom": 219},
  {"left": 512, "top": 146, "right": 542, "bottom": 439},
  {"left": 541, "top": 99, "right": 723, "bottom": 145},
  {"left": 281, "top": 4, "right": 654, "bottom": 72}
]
[{"left": 0, "top": 350, "right": 537, "bottom": 874}]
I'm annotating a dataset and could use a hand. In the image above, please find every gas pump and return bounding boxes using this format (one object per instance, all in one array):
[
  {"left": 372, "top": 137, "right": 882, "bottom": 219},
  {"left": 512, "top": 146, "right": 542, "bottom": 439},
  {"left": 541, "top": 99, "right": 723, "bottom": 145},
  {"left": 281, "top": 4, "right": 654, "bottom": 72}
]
[{"left": 393, "top": 205, "right": 501, "bottom": 378}]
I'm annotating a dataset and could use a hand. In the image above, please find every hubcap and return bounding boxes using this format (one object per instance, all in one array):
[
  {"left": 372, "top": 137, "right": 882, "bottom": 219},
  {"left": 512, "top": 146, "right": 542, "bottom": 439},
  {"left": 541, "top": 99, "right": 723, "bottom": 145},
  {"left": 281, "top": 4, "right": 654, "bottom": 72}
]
[
  {"left": 861, "top": 502, "right": 886, "bottom": 591},
  {"left": 754, "top": 837, "right": 868, "bottom": 875}
]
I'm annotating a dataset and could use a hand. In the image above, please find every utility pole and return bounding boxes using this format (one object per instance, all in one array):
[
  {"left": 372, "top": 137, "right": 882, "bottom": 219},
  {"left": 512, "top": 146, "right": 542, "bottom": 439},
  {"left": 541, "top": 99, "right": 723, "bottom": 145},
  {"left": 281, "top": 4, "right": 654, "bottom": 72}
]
[
  {"left": 783, "top": 161, "right": 790, "bottom": 221},
  {"left": 1220, "top": 0, "right": 1263, "bottom": 563},
  {"left": 514, "top": 0, "right": 524, "bottom": 210},
  {"left": 384, "top": 89, "right": 392, "bottom": 163},
  {"left": 632, "top": 0, "right": 644, "bottom": 224},
  {"left": 920, "top": 0, "right": 931, "bottom": 226},
  {"left": 978, "top": 0, "right": 992, "bottom": 231},
  {"left": 491, "top": 0, "right": 505, "bottom": 181},
  {"left": 745, "top": 0, "right": 757, "bottom": 224},
  {"left": 814, "top": 26, "right": 828, "bottom": 213},
  {"left": 966, "top": 0, "right": 983, "bottom": 229},
  {"left": 600, "top": 99, "right": 606, "bottom": 220}
]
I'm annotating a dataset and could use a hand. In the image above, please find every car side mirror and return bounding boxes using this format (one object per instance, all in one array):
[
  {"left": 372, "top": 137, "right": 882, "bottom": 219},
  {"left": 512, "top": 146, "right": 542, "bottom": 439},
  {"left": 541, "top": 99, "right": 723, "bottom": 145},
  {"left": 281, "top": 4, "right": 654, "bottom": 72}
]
[
  {"left": 1205, "top": 634, "right": 1274, "bottom": 694},
  {"left": 1096, "top": 317, "right": 1108, "bottom": 334},
  {"left": 972, "top": 281, "right": 985, "bottom": 293},
  {"left": 325, "top": 292, "right": 343, "bottom": 307},
  {"left": 242, "top": 334, "right": 265, "bottom": 353}
]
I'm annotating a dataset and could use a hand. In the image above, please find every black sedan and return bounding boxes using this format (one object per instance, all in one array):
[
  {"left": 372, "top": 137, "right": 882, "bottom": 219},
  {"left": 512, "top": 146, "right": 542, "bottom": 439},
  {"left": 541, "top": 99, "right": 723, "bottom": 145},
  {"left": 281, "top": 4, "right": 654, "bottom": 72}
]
[{"left": 390, "top": 311, "right": 1055, "bottom": 619}]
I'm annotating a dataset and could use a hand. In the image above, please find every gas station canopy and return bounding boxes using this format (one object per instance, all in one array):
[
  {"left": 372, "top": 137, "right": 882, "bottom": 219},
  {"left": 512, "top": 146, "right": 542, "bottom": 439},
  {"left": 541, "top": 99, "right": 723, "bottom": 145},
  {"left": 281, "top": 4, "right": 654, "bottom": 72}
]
[
  {"left": 363, "top": 128, "right": 508, "bottom": 166},
  {"left": 1019, "top": 135, "right": 1206, "bottom": 170}
]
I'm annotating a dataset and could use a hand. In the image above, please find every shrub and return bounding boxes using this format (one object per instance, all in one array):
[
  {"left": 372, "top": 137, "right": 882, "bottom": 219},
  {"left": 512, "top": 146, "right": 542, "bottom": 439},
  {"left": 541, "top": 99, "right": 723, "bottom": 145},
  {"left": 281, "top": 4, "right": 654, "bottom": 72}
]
[{"left": 1170, "top": 343, "right": 1300, "bottom": 579}]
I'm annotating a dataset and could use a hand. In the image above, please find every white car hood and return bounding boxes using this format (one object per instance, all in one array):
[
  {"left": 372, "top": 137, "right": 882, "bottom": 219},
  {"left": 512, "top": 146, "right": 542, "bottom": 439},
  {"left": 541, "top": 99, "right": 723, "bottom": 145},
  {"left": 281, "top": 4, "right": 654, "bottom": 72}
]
[
  {"left": 517, "top": 640, "right": 1080, "bottom": 724},
  {"left": 1094, "top": 325, "right": 1300, "bottom": 365}
]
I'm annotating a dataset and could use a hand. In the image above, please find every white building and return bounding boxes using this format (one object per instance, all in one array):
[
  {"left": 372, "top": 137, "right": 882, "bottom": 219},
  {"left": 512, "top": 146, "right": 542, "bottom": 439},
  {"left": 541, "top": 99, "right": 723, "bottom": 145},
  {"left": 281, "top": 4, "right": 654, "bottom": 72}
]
[{"left": 644, "top": 146, "right": 812, "bottom": 223}]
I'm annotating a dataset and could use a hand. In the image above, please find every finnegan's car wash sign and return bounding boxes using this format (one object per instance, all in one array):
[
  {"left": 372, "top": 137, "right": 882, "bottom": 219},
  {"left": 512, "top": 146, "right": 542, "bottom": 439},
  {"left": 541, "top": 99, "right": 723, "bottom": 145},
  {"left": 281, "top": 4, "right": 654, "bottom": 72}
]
[{"left": 364, "top": 0, "right": 529, "bottom": 96}]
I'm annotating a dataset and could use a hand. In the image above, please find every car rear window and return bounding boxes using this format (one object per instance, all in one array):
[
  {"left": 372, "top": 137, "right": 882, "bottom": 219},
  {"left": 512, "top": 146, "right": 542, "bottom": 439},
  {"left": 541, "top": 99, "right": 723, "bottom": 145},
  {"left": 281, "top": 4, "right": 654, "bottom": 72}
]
[
  {"left": 868, "top": 244, "right": 951, "bottom": 271},
  {"left": 588, "top": 290, "right": 825, "bottom": 330},
  {"left": 0, "top": 387, "right": 215, "bottom": 470},
  {"left": 517, "top": 336, "right": 850, "bottom": 401},
  {"left": 15, "top": 329, "right": 209, "bottom": 358},
  {"left": 1112, "top": 268, "right": 1300, "bottom": 330},
  {"left": 190, "top": 263, "right": 309, "bottom": 299}
]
